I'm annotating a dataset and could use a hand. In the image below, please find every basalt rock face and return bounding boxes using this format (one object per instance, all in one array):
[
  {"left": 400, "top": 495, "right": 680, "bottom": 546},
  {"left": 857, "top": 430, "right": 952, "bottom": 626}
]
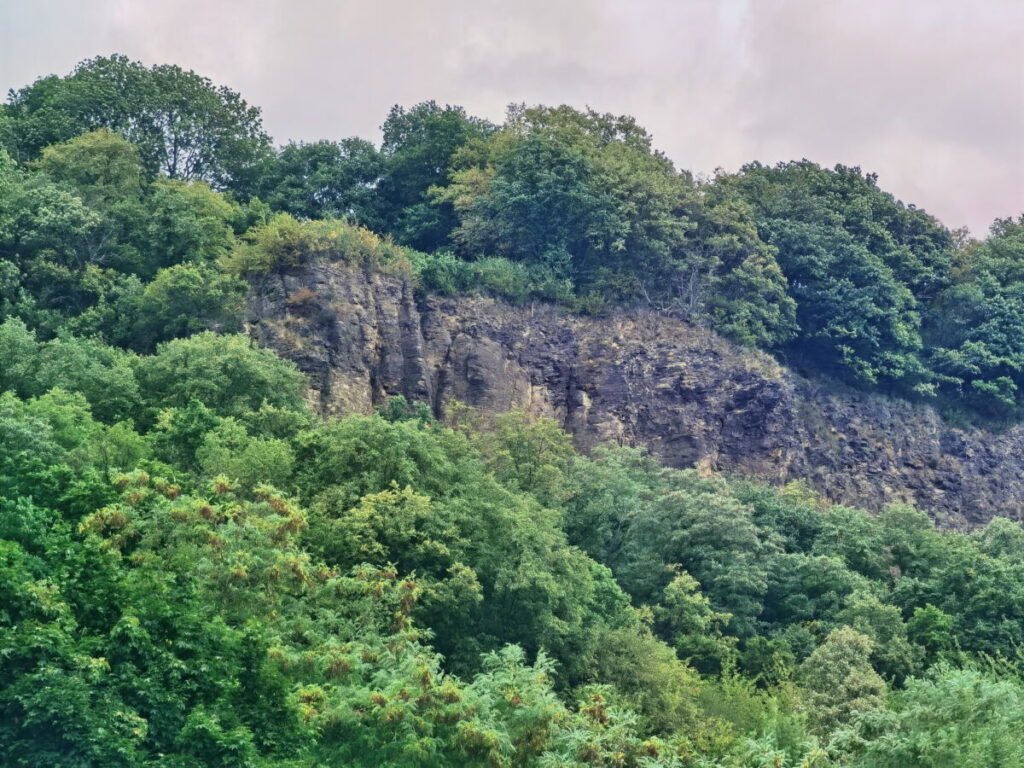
[{"left": 246, "top": 263, "right": 1024, "bottom": 528}]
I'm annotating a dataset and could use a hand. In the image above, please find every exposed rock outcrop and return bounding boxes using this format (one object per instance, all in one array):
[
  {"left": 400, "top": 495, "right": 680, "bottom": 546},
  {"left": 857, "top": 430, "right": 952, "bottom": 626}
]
[{"left": 247, "top": 263, "right": 1024, "bottom": 528}]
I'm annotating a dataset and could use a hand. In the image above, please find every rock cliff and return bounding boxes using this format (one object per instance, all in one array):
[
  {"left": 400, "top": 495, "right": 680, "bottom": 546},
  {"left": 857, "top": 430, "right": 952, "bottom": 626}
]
[{"left": 247, "top": 263, "right": 1024, "bottom": 528}]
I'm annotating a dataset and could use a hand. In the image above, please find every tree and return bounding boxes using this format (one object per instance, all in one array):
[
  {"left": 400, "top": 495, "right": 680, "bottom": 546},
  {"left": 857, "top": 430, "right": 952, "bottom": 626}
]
[
  {"left": 731, "top": 160, "right": 953, "bottom": 303},
  {"left": 0, "top": 319, "right": 141, "bottom": 423},
  {"left": 437, "top": 105, "right": 693, "bottom": 304},
  {"left": 0, "top": 163, "right": 102, "bottom": 318},
  {"left": 563, "top": 445, "right": 660, "bottom": 566},
  {"left": 799, "top": 627, "right": 886, "bottom": 735},
  {"left": 141, "top": 178, "right": 241, "bottom": 275},
  {"left": 134, "top": 332, "right": 308, "bottom": 422},
  {"left": 927, "top": 216, "right": 1024, "bottom": 415},
  {"left": 843, "top": 666, "right": 1024, "bottom": 768},
  {"left": 470, "top": 410, "right": 576, "bottom": 508},
  {"left": 687, "top": 184, "right": 797, "bottom": 348},
  {"left": 616, "top": 468, "right": 773, "bottom": 636},
  {"left": 0, "top": 392, "right": 75, "bottom": 502},
  {"left": 5, "top": 55, "right": 271, "bottom": 190},
  {"left": 972, "top": 516, "right": 1024, "bottom": 559},
  {"left": 34, "top": 128, "right": 144, "bottom": 208},
  {"left": 764, "top": 218, "right": 926, "bottom": 387},
  {"left": 761, "top": 553, "right": 868, "bottom": 631},
  {"left": 905, "top": 604, "right": 954, "bottom": 661},
  {"left": 812, "top": 505, "right": 890, "bottom": 580},
  {"left": 734, "top": 479, "right": 825, "bottom": 555},
  {"left": 375, "top": 101, "right": 494, "bottom": 250},
  {"left": 835, "top": 591, "right": 922, "bottom": 683},
  {"left": 259, "top": 138, "right": 382, "bottom": 221},
  {"left": 0, "top": 132, "right": 246, "bottom": 343},
  {"left": 127, "top": 263, "right": 246, "bottom": 351},
  {"left": 195, "top": 418, "right": 294, "bottom": 488},
  {"left": 445, "top": 133, "right": 604, "bottom": 275},
  {"left": 655, "top": 569, "right": 737, "bottom": 675},
  {"left": 727, "top": 161, "right": 955, "bottom": 392}
]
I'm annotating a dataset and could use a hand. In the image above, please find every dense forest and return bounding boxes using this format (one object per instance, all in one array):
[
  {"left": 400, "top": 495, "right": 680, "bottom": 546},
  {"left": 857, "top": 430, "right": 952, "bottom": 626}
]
[{"left": 2, "top": 54, "right": 1024, "bottom": 767}]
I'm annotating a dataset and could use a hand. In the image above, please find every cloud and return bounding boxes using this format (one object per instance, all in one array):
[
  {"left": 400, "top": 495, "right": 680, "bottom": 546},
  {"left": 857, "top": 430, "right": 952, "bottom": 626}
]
[
  {"left": 2, "top": 0, "right": 1020, "bottom": 234},
  {"left": 732, "top": 0, "right": 1024, "bottom": 233}
]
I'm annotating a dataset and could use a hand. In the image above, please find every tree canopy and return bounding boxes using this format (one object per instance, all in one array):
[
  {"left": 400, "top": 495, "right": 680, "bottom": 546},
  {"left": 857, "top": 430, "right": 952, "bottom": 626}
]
[{"left": 4, "top": 54, "right": 272, "bottom": 190}]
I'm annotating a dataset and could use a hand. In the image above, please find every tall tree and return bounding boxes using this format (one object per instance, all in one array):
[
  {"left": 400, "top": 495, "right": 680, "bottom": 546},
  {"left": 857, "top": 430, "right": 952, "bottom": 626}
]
[
  {"left": 927, "top": 216, "right": 1024, "bottom": 414},
  {"left": 258, "top": 138, "right": 382, "bottom": 221},
  {"left": 799, "top": 626, "right": 886, "bottom": 735},
  {"left": 727, "top": 161, "right": 955, "bottom": 391},
  {"left": 436, "top": 105, "right": 694, "bottom": 305},
  {"left": 4, "top": 55, "right": 272, "bottom": 191},
  {"left": 374, "top": 101, "right": 494, "bottom": 250}
]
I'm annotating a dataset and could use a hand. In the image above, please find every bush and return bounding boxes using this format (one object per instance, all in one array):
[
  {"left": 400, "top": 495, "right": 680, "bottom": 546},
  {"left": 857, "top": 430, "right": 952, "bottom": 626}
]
[
  {"left": 411, "top": 250, "right": 575, "bottom": 306},
  {"left": 222, "top": 213, "right": 414, "bottom": 276}
]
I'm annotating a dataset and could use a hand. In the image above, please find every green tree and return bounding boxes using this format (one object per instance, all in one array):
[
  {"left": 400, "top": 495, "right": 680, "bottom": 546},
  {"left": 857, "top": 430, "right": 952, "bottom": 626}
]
[
  {"left": 812, "top": 505, "right": 889, "bottom": 580},
  {"left": 134, "top": 332, "right": 308, "bottom": 422},
  {"left": 905, "top": 604, "right": 954, "bottom": 661},
  {"left": 294, "top": 413, "right": 675, "bottom": 698},
  {"left": 0, "top": 161, "right": 102, "bottom": 320},
  {"left": 761, "top": 553, "right": 868, "bottom": 632},
  {"left": 927, "top": 216, "right": 1024, "bottom": 415},
  {"left": 835, "top": 591, "right": 922, "bottom": 683},
  {"left": 259, "top": 138, "right": 382, "bottom": 221},
  {"left": 563, "top": 446, "right": 659, "bottom": 566},
  {"left": 764, "top": 218, "right": 926, "bottom": 387},
  {"left": 799, "top": 627, "right": 886, "bottom": 736},
  {"left": 127, "top": 263, "right": 246, "bottom": 351},
  {"left": 0, "top": 319, "right": 141, "bottom": 423},
  {"left": 688, "top": 185, "right": 797, "bottom": 347},
  {"left": 375, "top": 101, "right": 495, "bottom": 250},
  {"left": 195, "top": 418, "right": 295, "bottom": 488},
  {"left": 438, "top": 106, "right": 692, "bottom": 304},
  {"left": 655, "top": 569, "right": 737, "bottom": 675},
  {"left": 619, "top": 470, "right": 773, "bottom": 636},
  {"left": 843, "top": 666, "right": 1024, "bottom": 768},
  {"left": 140, "top": 177, "right": 241, "bottom": 275},
  {"left": 728, "top": 161, "right": 955, "bottom": 392},
  {"left": 471, "top": 410, "right": 577, "bottom": 508},
  {"left": 445, "top": 133, "right": 609, "bottom": 275},
  {"left": 972, "top": 516, "right": 1024, "bottom": 558},
  {"left": 34, "top": 128, "right": 144, "bottom": 208},
  {"left": 5, "top": 54, "right": 272, "bottom": 190}
]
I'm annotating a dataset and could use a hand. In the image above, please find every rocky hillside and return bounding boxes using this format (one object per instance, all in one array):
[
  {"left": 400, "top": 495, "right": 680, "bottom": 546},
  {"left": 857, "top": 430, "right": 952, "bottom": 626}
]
[{"left": 247, "top": 263, "right": 1024, "bottom": 528}]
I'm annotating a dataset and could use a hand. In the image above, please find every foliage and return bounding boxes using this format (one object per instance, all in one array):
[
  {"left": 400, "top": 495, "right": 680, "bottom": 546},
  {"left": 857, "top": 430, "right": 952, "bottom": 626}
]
[
  {"left": 435, "top": 106, "right": 694, "bottom": 305},
  {"left": 799, "top": 627, "right": 886, "bottom": 736},
  {"left": 411, "top": 250, "right": 576, "bottom": 305},
  {"left": 838, "top": 666, "right": 1024, "bottom": 767},
  {"left": 927, "top": 216, "right": 1024, "bottom": 415},
  {"left": 258, "top": 138, "right": 383, "bottom": 221},
  {"left": 222, "top": 213, "right": 414, "bottom": 277},
  {"left": 120, "top": 262, "right": 247, "bottom": 351},
  {"left": 133, "top": 332, "right": 308, "bottom": 421},
  {"left": 374, "top": 100, "right": 496, "bottom": 250},
  {"left": 723, "top": 160, "right": 955, "bottom": 393},
  {"left": 3, "top": 52, "right": 1024, "bottom": 767},
  {"left": 4, "top": 54, "right": 271, "bottom": 189}
]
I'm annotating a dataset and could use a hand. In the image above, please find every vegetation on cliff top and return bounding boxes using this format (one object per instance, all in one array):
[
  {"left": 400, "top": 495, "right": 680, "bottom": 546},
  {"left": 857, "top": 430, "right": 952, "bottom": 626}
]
[{"left": 4, "top": 56, "right": 1024, "bottom": 419}]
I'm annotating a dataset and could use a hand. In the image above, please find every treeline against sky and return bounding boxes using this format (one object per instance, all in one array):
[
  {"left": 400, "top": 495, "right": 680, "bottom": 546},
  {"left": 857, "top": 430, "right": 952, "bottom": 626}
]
[{"left": 2, "top": 55, "right": 1024, "bottom": 419}]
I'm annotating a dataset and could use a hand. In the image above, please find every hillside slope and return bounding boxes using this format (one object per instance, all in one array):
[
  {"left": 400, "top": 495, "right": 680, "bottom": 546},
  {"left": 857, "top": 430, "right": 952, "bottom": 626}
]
[{"left": 247, "top": 263, "right": 1024, "bottom": 528}]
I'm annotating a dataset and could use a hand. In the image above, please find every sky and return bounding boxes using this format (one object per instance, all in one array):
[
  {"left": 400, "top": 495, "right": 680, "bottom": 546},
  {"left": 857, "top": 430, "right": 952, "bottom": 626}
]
[{"left": 2, "top": 0, "right": 1022, "bottom": 236}]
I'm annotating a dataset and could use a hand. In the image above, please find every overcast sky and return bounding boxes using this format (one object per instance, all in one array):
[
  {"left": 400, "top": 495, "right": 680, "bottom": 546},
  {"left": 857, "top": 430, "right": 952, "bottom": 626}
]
[{"left": 2, "top": 0, "right": 1022, "bottom": 235}]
